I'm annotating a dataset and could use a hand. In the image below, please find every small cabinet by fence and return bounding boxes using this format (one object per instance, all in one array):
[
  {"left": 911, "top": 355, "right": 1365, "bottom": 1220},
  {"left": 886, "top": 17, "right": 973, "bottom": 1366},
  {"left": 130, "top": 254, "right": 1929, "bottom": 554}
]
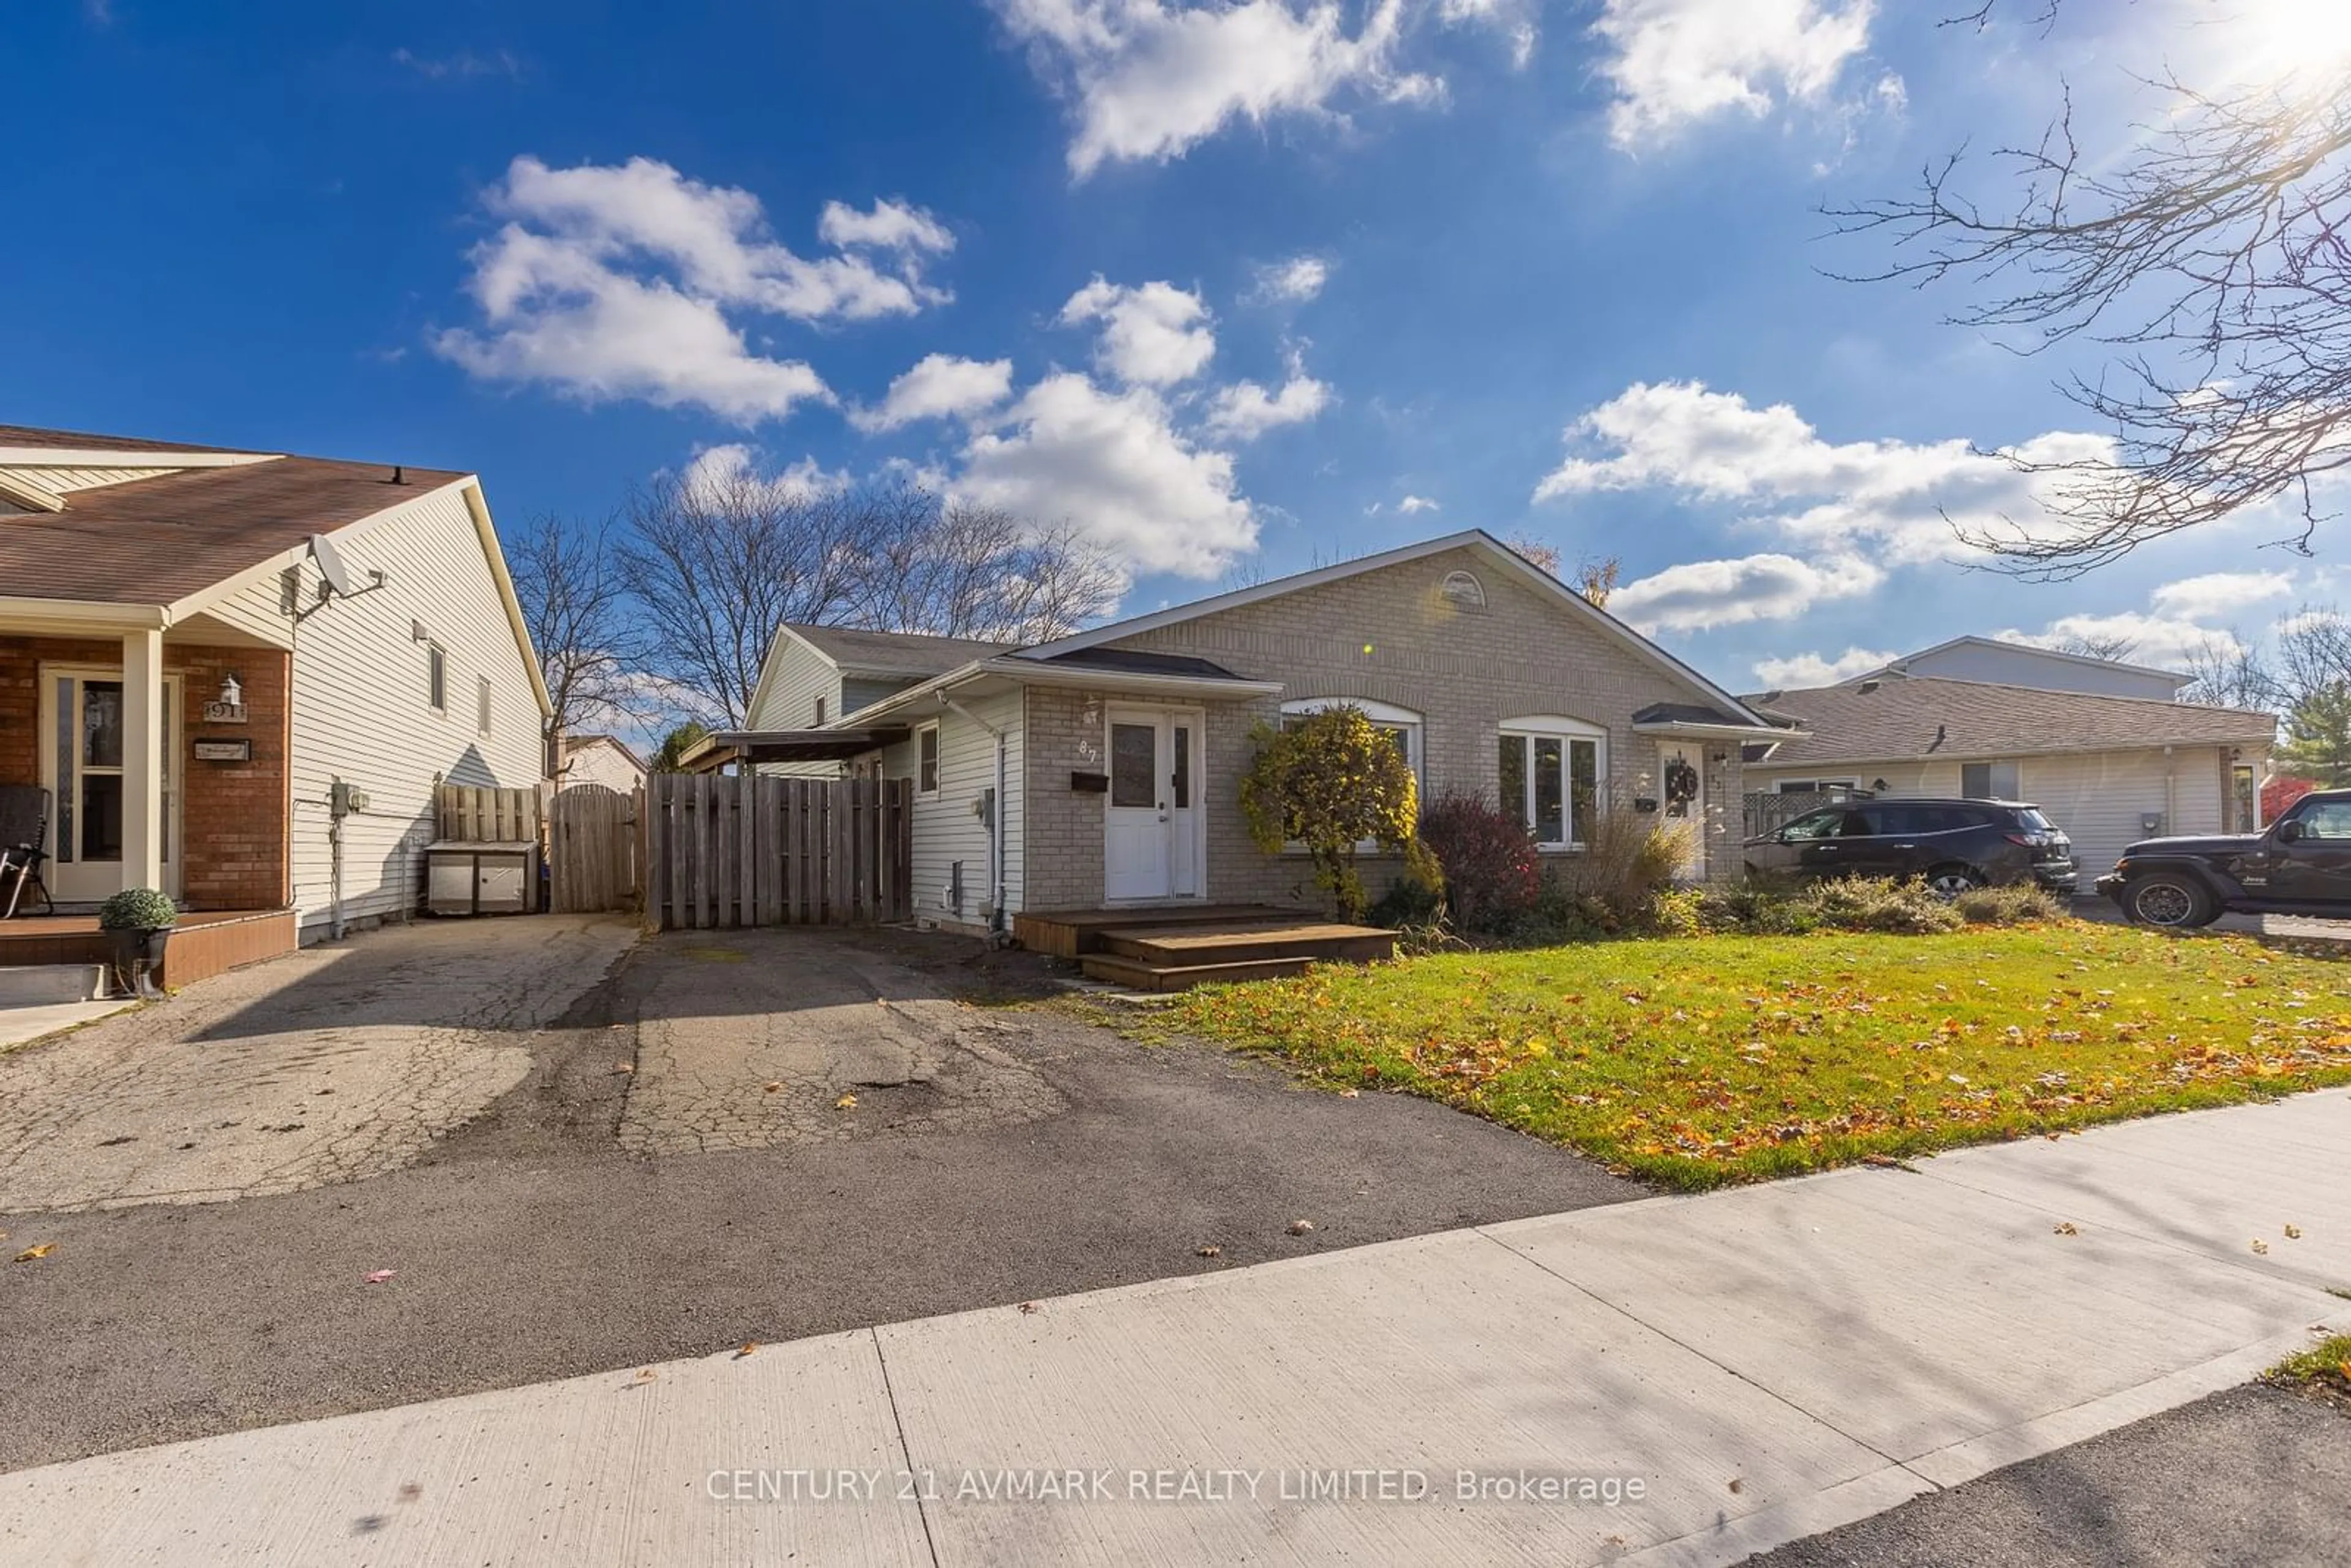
[{"left": 425, "top": 841, "right": 540, "bottom": 915}]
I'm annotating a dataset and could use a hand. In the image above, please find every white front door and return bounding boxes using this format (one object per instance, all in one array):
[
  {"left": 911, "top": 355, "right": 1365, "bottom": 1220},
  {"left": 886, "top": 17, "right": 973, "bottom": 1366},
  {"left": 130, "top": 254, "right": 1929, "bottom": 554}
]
[
  {"left": 1104, "top": 707, "right": 1205, "bottom": 902},
  {"left": 38, "top": 666, "right": 184, "bottom": 903}
]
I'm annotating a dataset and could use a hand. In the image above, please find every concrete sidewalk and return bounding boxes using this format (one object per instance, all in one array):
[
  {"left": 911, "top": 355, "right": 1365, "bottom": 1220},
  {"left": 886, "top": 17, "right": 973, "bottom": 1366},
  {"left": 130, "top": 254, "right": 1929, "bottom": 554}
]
[{"left": 7, "top": 1093, "right": 2347, "bottom": 1567}]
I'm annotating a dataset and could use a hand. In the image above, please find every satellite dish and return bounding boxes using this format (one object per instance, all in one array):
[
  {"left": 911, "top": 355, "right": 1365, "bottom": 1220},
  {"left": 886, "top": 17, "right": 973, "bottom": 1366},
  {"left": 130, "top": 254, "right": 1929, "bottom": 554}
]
[{"left": 309, "top": 533, "right": 355, "bottom": 597}]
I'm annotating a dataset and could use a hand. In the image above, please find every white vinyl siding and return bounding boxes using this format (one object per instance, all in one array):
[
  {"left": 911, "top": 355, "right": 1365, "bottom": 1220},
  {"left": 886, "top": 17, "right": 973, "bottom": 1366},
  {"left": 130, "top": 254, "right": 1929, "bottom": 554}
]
[
  {"left": 877, "top": 689, "right": 1023, "bottom": 928},
  {"left": 747, "top": 638, "right": 842, "bottom": 731},
  {"left": 283, "top": 483, "right": 546, "bottom": 937},
  {"left": 1749, "top": 746, "right": 2233, "bottom": 882}
]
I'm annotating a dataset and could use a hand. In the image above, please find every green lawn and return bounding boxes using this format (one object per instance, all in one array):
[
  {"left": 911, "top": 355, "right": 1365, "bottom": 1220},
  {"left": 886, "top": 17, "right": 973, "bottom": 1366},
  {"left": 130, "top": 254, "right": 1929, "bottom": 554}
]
[{"left": 1166, "top": 925, "right": 2351, "bottom": 1189}]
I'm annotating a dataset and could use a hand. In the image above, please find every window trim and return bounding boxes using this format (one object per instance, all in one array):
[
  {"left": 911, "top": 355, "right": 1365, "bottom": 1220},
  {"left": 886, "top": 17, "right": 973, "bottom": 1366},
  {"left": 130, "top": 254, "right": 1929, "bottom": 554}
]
[
  {"left": 1498, "top": 714, "right": 1608, "bottom": 851},
  {"left": 476, "top": 675, "right": 492, "bottom": 737},
  {"left": 426, "top": 642, "right": 446, "bottom": 714},
  {"left": 915, "top": 721, "right": 941, "bottom": 797},
  {"left": 1439, "top": 570, "right": 1487, "bottom": 609}
]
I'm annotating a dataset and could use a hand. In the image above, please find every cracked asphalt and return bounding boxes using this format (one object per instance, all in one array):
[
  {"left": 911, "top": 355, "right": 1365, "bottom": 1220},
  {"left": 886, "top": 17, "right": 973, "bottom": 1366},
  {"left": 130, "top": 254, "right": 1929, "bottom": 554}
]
[{"left": 0, "top": 918, "right": 1633, "bottom": 1472}]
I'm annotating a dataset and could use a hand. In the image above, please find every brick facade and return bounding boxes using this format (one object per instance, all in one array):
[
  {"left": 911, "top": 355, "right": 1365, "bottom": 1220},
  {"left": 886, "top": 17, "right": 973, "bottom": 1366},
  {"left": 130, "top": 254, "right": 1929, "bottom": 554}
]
[
  {"left": 1018, "top": 546, "right": 1747, "bottom": 912},
  {"left": 0, "top": 636, "right": 291, "bottom": 910}
]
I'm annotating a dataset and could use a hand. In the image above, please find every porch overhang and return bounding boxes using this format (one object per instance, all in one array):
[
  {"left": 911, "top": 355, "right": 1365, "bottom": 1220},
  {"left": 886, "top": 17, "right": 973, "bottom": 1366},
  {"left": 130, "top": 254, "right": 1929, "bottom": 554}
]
[
  {"left": 1631, "top": 701, "right": 1806, "bottom": 749},
  {"left": 844, "top": 655, "right": 1283, "bottom": 726},
  {"left": 679, "top": 727, "right": 910, "bottom": 773}
]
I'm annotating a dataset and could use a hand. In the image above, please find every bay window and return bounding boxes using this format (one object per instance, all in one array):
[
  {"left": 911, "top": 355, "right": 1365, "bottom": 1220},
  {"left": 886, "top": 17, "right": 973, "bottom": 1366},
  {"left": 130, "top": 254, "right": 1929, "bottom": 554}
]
[{"left": 1498, "top": 716, "right": 1605, "bottom": 849}]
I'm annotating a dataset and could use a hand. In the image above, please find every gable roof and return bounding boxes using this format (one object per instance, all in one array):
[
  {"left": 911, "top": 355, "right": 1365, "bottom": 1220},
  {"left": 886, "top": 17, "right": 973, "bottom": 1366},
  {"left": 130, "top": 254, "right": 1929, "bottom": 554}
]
[
  {"left": 0, "top": 422, "right": 550, "bottom": 717},
  {"left": 1016, "top": 529, "right": 1780, "bottom": 731},
  {"left": 1744, "top": 677, "right": 2275, "bottom": 768},
  {"left": 562, "top": 733, "right": 648, "bottom": 770},
  {"left": 0, "top": 451, "right": 465, "bottom": 605},
  {"left": 784, "top": 623, "right": 1018, "bottom": 677},
  {"left": 1862, "top": 634, "right": 2194, "bottom": 690}
]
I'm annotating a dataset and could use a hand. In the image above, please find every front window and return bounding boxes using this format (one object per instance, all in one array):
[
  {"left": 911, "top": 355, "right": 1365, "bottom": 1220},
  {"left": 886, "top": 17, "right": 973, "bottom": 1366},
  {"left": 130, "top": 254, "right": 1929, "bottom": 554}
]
[
  {"left": 1961, "top": 760, "right": 2019, "bottom": 800},
  {"left": 427, "top": 643, "right": 446, "bottom": 713},
  {"left": 1498, "top": 716, "right": 1604, "bottom": 849},
  {"left": 917, "top": 724, "right": 940, "bottom": 795},
  {"left": 1279, "top": 698, "right": 1422, "bottom": 782}
]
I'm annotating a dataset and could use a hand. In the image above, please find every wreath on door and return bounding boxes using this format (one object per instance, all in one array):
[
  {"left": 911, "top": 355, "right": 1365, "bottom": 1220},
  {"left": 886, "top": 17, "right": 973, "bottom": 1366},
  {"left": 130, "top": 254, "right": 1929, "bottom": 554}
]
[{"left": 1663, "top": 759, "right": 1700, "bottom": 806}]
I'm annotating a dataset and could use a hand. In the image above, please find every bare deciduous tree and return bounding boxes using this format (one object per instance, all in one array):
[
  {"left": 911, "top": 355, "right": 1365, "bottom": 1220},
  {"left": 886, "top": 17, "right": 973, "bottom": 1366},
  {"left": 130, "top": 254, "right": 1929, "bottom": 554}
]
[
  {"left": 1832, "top": 13, "right": 2351, "bottom": 577},
  {"left": 506, "top": 513, "right": 649, "bottom": 770},
  {"left": 2049, "top": 629, "right": 2140, "bottom": 662},
  {"left": 852, "top": 489, "right": 1122, "bottom": 643},
  {"left": 617, "top": 468, "right": 876, "bottom": 728},
  {"left": 1573, "top": 554, "right": 1622, "bottom": 609},
  {"left": 2177, "top": 631, "right": 2276, "bottom": 709},
  {"left": 618, "top": 468, "right": 1123, "bottom": 725}
]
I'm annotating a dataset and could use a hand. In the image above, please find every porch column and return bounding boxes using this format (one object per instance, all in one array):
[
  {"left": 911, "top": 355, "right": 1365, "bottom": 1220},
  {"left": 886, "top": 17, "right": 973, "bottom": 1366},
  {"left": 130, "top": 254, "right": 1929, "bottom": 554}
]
[{"left": 121, "top": 628, "right": 165, "bottom": 892}]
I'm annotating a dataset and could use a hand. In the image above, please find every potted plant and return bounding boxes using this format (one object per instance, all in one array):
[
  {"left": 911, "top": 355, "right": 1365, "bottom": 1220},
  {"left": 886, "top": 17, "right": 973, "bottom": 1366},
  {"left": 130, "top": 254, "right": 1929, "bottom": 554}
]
[{"left": 97, "top": 887, "right": 179, "bottom": 999}]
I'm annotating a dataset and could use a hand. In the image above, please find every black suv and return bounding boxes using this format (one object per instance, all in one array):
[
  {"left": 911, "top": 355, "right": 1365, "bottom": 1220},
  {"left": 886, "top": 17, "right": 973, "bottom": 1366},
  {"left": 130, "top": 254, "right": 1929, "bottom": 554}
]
[
  {"left": 2097, "top": 787, "right": 2351, "bottom": 928},
  {"left": 1745, "top": 798, "right": 2079, "bottom": 895}
]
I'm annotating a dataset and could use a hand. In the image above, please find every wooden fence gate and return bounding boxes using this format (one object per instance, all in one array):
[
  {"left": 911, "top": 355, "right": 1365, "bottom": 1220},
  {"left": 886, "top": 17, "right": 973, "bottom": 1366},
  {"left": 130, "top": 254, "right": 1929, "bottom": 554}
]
[
  {"left": 550, "top": 784, "right": 642, "bottom": 913},
  {"left": 645, "top": 773, "right": 912, "bottom": 930}
]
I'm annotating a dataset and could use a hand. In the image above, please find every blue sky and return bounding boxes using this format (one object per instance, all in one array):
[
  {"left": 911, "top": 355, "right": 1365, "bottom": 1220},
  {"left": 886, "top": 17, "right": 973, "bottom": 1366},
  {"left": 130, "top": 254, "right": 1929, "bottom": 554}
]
[{"left": 12, "top": 0, "right": 2345, "bottom": 695}]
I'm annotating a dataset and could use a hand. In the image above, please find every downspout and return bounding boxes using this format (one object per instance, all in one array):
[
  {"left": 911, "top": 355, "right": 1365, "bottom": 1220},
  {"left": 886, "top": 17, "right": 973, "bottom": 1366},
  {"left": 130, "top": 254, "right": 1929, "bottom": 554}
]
[{"left": 940, "top": 690, "right": 1010, "bottom": 938}]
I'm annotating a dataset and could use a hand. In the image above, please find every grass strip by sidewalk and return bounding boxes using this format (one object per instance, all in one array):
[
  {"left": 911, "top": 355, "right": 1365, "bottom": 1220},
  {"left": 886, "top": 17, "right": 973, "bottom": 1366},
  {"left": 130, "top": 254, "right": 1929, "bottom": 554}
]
[{"left": 1164, "top": 925, "right": 2351, "bottom": 1190}]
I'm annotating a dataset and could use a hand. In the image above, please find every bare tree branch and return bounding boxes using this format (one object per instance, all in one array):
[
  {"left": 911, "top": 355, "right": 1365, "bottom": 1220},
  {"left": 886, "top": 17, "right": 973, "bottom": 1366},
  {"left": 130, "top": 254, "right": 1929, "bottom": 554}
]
[
  {"left": 1829, "top": 49, "right": 2351, "bottom": 577},
  {"left": 506, "top": 512, "right": 650, "bottom": 767}
]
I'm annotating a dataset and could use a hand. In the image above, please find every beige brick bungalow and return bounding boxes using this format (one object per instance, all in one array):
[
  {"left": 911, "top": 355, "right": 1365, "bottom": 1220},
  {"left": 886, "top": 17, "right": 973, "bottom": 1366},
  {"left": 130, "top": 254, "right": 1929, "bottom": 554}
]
[{"left": 717, "top": 531, "right": 1788, "bottom": 934}]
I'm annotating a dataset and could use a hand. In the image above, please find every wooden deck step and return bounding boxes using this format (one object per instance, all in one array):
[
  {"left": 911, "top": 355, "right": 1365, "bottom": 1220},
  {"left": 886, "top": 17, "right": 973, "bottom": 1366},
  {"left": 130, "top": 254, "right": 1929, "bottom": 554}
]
[
  {"left": 1078, "top": 953, "right": 1320, "bottom": 992},
  {"left": 1101, "top": 922, "right": 1395, "bottom": 967}
]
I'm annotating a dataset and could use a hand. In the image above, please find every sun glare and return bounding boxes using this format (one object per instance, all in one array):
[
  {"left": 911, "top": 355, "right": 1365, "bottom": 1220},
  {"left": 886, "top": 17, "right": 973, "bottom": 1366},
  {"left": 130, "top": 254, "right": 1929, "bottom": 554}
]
[{"left": 2207, "top": 0, "right": 2351, "bottom": 88}]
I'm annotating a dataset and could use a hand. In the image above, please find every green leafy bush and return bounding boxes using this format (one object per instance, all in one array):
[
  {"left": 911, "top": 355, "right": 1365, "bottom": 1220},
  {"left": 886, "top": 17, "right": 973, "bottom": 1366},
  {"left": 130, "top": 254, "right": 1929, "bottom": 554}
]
[
  {"left": 1367, "top": 868, "right": 1445, "bottom": 930},
  {"left": 1239, "top": 705, "right": 1430, "bottom": 921},
  {"left": 97, "top": 887, "right": 179, "bottom": 931}
]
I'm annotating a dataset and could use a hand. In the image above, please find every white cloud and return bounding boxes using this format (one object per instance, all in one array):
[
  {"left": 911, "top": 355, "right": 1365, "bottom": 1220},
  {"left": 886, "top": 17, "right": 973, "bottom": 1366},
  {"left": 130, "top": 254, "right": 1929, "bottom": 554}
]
[
  {"left": 1534, "top": 380, "right": 2114, "bottom": 568},
  {"left": 849, "top": 353, "right": 1016, "bottom": 433},
  {"left": 1751, "top": 645, "right": 1897, "bottom": 689},
  {"left": 1608, "top": 551, "right": 1883, "bottom": 635},
  {"left": 1250, "top": 254, "right": 1330, "bottom": 303},
  {"left": 435, "top": 156, "right": 954, "bottom": 422},
  {"left": 1060, "top": 276, "right": 1217, "bottom": 385},
  {"left": 1439, "top": 0, "right": 1537, "bottom": 68},
  {"left": 956, "top": 372, "right": 1256, "bottom": 579},
  {"left": 1397, "top": 493, "right": 1440, "bottom": 514},
  {"left": 993, "top": 0, "right": 1440, "bottom": 176},
  {"left": 680, "top": 443, "right": 849, "bottom": 506},
  {"left": 1201, "top": 358, "right": 1332, "bottom": 441},
  {"left": 1590, "top": 0, "right": 1880, "bottom": 150},
  {"left": 2148, "top": 570, "right": 2295, "bottom": 625},
  {"left": 1994, "top": 613, "right": 2241, "bottom": 670},
  {"left": 816, "top": 197, "right": 954, "bottom": 254}
]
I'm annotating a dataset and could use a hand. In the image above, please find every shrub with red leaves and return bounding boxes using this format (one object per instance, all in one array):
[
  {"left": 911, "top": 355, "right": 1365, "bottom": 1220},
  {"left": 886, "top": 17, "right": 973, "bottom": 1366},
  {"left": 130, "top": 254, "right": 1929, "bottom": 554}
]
[{"left": 1420, "top": 791, "right": 1540, "bottom": 934}]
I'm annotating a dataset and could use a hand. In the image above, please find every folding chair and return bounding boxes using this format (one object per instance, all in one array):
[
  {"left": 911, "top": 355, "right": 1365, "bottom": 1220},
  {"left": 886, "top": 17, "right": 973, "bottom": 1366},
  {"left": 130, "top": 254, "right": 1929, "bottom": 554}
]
[{"left": 0, "top": 785, "right": 56, "bottom": 919}]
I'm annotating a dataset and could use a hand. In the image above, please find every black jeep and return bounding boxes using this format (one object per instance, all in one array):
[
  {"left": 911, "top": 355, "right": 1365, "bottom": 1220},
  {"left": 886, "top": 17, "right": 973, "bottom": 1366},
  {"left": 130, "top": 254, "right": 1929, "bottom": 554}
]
[{"left": 2097, "top": 787, "right": 2351, "bottom": 928}]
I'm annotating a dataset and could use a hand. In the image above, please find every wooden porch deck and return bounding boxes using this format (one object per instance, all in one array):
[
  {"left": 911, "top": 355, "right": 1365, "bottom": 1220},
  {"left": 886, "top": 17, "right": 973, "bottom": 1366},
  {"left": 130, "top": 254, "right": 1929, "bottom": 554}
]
[
  {"left": 0, "top": 909, "right": 298, "bottom": 990},
  {"left": 1013, "top": 904, "right": 1398, "bottom": 992}
]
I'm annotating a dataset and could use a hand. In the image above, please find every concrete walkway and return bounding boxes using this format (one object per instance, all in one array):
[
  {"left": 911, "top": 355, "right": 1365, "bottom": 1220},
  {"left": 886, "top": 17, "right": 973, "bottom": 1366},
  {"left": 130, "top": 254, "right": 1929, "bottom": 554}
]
[{"left": 7, "top": 1093, "right": 2346, "bottom": 1567}]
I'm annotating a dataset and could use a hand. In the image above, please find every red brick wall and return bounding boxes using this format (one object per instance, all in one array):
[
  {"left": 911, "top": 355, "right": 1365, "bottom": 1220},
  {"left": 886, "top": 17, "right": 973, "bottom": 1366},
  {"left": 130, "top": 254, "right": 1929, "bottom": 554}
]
[{"left": 0, "top": 636, "right": 290, "bottom": 910}]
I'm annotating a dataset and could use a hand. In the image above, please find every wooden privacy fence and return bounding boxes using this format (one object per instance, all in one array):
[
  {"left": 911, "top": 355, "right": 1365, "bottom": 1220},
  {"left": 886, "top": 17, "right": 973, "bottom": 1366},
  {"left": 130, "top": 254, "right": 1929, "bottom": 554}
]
[
  {"left": 550, "top": 784, "right": 642, "bottom": 913},
  {"left": 438, "top": 783, "right": 543, "bottom": 843},
  {"left": 645, "top": 773, "right": 912, "bottom": 930}
]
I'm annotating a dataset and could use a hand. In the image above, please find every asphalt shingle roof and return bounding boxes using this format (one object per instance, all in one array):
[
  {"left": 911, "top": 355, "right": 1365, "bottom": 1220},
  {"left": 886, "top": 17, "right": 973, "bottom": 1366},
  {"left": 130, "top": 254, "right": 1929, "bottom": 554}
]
[
  {"left": 1742, "top": 676, "right": 2276, "bottom": 767},
  {"left": 786, "top": 623, "right": 1018, "bottom": 677},
  {"left": 0, "top": 424, "right": 465, "bottom": 606}
]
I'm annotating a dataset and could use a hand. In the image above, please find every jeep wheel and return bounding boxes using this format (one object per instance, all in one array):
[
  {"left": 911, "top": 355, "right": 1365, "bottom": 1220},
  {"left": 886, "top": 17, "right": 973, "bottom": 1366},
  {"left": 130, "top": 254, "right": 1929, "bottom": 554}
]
[
  {"left": 1924, "top": 864, "right": 1986, "bottom": 898},
  {"left": 2124, "top": 873, "right": 2217, "bottom": 929}
]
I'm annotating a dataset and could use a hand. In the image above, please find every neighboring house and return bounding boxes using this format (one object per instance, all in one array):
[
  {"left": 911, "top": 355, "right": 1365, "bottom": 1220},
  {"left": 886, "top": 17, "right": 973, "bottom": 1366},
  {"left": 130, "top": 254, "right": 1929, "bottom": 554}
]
[
  {"left": 558, "top": 733, "right": 647, "bottom": 794},
  {"left": 743, "top": 623, "right": 1015, "bottom": 774},
  {"left": 1848, "top": 636, "right": 2194, "bottom": 702},
  {"left": 708, "top": 531, "right": 1787, "bottom": 932},
  {"left": 0, "top": 423, "right": 549, "bottom": 952},
  {"left": 1742, "top": 677, "right": 2276, "bottom": 880}
]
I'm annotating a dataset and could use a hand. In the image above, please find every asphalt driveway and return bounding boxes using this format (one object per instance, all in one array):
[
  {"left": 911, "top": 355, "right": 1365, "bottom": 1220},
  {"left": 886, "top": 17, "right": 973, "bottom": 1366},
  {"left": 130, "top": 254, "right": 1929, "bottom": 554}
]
[{"left": 0, "top": 920, "right": 1634, "bottom": 1472}]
